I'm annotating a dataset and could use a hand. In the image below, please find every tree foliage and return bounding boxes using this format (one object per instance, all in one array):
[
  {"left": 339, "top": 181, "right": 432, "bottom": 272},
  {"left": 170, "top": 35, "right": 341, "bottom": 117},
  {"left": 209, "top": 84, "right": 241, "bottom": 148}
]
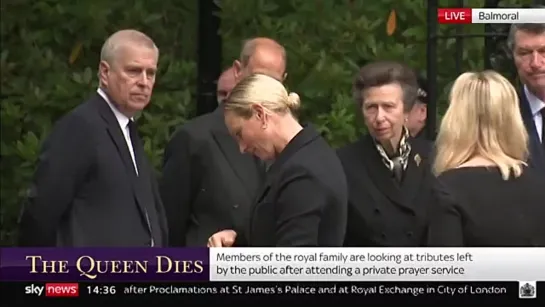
[
  {"left": 0, "top": 0, "right": 532, "bottom": 245},
  {"left": 1, "top": 0, "right": 198, "bottom": 245}
]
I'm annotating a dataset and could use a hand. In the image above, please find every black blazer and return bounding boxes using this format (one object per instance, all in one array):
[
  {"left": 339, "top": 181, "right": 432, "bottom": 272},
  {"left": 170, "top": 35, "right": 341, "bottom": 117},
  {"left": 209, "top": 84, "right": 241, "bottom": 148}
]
[
  {"left": 160, "top": 107, "right": 264, "bottom": 247},
  {"left": 414, "top": 126, "right": 436, "bottom": 142},
  {"left": 18, "top": 94, "right": 168, "bottom": 247},
  {"left": 519, "top": 91, "right": 545, "bottom": 172},
  {"left": 237, "top": 125, "right": 348, "bottom": 247},
  {"left": 428, "top": 166, "right": 545, "bottom": 247},
  {"left": 337, "top": 135, "right": 434, "bottom": 247}
]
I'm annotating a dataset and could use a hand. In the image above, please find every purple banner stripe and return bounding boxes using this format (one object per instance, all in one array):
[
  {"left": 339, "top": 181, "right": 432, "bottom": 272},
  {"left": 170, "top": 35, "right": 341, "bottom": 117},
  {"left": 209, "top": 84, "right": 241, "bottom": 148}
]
[{"left": 0, "top": 248, "right": 210, "bottom": 282}]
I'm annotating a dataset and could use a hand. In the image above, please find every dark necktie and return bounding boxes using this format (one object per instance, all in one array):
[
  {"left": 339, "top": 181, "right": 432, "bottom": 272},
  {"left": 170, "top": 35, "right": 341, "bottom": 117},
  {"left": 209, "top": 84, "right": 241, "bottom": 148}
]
[
  {"left": 127, "top": 120, "right": 143, "bottom": 176},
  {"left": 540, "top": 107, "right": 545, "bottom": 149},
  {"left": 127, "top": 120, "right": 155, "bottom": 247}
]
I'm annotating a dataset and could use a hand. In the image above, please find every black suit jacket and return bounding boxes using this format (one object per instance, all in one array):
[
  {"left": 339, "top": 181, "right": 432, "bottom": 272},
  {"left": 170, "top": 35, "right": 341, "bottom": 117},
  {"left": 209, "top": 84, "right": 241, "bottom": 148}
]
[
  {"left": 519, "top": 91, "right": 545, "bottom": 173},
  {"left": 18, "top": 94, "right": 168, "bottom": 247},
  {"left": 337, "top": 135, "right": 434, "bottom": 247},
  {"left": 428, "top": 166, "right": 545, "bottom": 247},
  {"left": 160, "top": 107, "right": 264, "bottom": 247},
  {"left": 237, "top": 125, "right": 348, "bottom": 247},
  {"left": 414, "top": 126, "right": 436, "bottom": 142}
]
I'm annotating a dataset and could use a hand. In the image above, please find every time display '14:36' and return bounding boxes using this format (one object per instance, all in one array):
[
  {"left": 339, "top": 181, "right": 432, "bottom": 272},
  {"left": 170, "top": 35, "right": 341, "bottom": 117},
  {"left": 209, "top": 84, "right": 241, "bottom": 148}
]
[{"left": 87, "top": 285, "right": 117, "bottom": 295}]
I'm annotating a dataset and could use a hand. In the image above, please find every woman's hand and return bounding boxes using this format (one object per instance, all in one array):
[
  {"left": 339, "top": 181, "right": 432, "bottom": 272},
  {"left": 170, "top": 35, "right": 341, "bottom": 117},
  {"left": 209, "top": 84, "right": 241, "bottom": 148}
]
[{"left": 207, "top": 230, "right": 237, "bottom": 247}]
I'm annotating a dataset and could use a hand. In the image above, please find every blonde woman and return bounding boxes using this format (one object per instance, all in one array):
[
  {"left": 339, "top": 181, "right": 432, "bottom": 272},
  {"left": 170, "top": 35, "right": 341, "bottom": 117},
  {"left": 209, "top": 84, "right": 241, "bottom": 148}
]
[
  {"left": 428, "top": 70, "right": 545, "bottom": 247},
  {"left": 207, "top": 74, "right": 348, "bottom": 247}
]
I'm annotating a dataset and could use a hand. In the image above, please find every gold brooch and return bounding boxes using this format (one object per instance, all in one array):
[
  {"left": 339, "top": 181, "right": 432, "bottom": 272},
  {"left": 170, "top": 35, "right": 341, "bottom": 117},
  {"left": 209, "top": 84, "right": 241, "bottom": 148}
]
[{"left": 414, "top": 154, "right": 421, "bottom": 167}]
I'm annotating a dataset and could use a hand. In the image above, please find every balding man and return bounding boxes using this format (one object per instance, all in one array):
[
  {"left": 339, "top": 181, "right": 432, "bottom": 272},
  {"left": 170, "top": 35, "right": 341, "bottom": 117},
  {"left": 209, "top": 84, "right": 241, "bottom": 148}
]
[
  {"left": 233, "top": 37, "right": 287, "bottom": 82},
  {"left": 161, "top": 37, "right": 287, "bottom": 247},
  {"left": 18, "top": 30, "right": 168, "bottom": 247},
  {"left": 217, "top": 67, "right": 236, "bottom": 104}
]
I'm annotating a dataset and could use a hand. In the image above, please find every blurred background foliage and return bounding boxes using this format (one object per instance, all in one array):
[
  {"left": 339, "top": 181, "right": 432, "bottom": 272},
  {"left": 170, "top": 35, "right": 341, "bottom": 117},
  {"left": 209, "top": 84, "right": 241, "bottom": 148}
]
[{"left": 0, "top": 0, "right": 532, "bottom": 245}]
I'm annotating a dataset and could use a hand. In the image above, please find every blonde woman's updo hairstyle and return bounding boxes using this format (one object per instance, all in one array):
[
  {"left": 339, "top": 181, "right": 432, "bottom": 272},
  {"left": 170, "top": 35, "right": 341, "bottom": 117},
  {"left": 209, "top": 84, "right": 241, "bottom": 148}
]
[
  {"left": 225, "top": 73, "right": 300, "bottom": 118},
  {"left": 433, "top": 70, "right": 529, "bottom": 180}
]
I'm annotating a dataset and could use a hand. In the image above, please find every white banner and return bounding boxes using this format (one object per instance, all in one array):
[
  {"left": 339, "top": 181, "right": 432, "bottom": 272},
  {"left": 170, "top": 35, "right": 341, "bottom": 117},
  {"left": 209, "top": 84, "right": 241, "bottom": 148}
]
[
  {"left": 472, "top": 8, "right": 545, "bottom": 24},
  {"left": 210, "top": 248, "right": 545, "bottom": 282}
]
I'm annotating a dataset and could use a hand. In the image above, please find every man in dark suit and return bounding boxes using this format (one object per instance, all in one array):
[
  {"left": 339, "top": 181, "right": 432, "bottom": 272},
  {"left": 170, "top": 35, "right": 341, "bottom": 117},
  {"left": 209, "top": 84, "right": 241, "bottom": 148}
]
[
  {"left": 161, "top": 37, "right": 287, "bottom": 247},
  {"left": 407, "top": 75, "right": 436, "bottom": 141},
  {"left": 508, "top": 22, "right": 545, "bottom": 172},
  {"left": 338, "top": 61, "right": 434, "bottom": 247},
  {"left": 18, "top": 29, "right": 168, "bottom": 247}
]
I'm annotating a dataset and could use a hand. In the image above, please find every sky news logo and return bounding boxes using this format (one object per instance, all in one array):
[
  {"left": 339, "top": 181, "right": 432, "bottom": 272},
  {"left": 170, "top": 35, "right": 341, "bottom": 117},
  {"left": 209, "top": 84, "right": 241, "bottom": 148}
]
[{"left": 24, "top": 283, "right": 79, "bottom": 297}]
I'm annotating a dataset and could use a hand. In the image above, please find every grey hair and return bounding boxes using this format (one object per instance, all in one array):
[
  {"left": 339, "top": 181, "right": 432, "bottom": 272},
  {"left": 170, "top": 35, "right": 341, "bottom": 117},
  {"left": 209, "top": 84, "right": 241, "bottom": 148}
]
[
  {"left": 239, "top": 37, "right": 287, "bottom": 67},
  {"left": 506, "top": 5, "right": 545, "bottom": 52},
  {"left": 100, "top": 29, "right": 159, "bottom": 65}
]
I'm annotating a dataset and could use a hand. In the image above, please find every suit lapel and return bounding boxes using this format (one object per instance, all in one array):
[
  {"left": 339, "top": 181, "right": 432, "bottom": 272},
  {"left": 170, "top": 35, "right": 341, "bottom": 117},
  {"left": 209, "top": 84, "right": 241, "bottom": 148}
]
[
  {"left": 360, "top": 135, "right": 425, "bottom": 211},
  {"left": 520, "top": 92, "right": 541, "bottom": 147},
  {"left": 519, "top": 92, "right": 545, "bottom": 170},
  {"left": 399, "top": 147, "right": 425, "bottom": 206},
  {"left": 254, "top": 169, "right": 276, "bottom": 205},
  {"left": 210, "top": 108, "right": 263, "bottom": 201},
  {"left": 93, "top": 95, "right": 152, "bottom": 230},
  {"left": 98, "top": 108, "right": 136, "bottom": 176},
  {"left": 248, "top": 179, "right": 272, "bottom": 245},
  {"left": 247, "top": 125, "right": 321, "bottom": 245},
  {"left": 359, "top": 137, "right": 404, "bottom": 206},
  {"left": 253, "top": 125, "right": 321, "bottom": 205}
]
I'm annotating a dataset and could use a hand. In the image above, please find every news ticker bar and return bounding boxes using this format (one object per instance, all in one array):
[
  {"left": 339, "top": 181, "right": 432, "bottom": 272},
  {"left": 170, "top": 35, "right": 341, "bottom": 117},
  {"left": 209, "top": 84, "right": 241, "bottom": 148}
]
[
  {"left": 2, "top": 248, "right": 545, "bottom": 282},
  {"left": 438, "top": 8, "right": 545, "bottom": 24},
  {"left": 2, "top": 281, "right": 542, "bottom": 302}
]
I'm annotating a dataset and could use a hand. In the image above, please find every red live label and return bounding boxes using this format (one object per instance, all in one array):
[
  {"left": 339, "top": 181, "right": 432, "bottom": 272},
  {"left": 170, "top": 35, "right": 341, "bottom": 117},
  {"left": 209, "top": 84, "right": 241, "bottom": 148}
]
[
  {"left": 438, "top": 8, "right": 472, "bottom": 24},
  {"left": 45, "top": 283, "right": 79, "bottom": 297}
]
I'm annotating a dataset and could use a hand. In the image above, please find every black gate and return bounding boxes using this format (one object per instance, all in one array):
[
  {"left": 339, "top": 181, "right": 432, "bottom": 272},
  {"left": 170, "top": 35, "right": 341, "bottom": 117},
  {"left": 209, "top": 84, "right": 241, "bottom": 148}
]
[
  {"left": 197, "top": 0, "right": 223, "bottom": 116},
  {"left": 425, "top": 0, "right": 541, "bottom": 139},
  {"left": 198, "top": 0, "right": 539, "bottom": 126}
]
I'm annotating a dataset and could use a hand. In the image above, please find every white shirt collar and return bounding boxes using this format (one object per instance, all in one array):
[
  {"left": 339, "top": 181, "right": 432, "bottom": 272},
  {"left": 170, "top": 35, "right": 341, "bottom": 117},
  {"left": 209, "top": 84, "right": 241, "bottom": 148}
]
[
  {"left": 524, "top": 85, "right": 545, "bottom": 116},
  {"left": 97, "top": 88, "right": 132, "bottom": 128}
]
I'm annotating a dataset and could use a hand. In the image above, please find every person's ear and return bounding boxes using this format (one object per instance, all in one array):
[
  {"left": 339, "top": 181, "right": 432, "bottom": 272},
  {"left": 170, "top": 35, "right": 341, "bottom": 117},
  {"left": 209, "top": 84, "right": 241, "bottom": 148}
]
[
  {"left": 233, "top": 60, "right": 243, "bottom": 81},
  {"left": 98, "top": 61, "right": 110, "bottom": 87},
  {"left": 418, "top": 104, "right": 427, "bottom": 121},
  {"left": 251, "top": 104, "right": 267, "bottom": 127}
]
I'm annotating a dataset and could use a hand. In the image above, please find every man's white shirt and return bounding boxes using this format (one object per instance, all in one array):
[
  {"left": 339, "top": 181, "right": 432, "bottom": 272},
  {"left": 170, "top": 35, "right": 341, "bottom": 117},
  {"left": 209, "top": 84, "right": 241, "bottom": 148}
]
[
  {"left": 97, "top": 88, "right": 155, "bottom": 246},
  {"left": 97, "top": 88, "right": 139, "bottom": 175},
  {"left": 524, "top": 85, "right": 545, "bottom": 143}
]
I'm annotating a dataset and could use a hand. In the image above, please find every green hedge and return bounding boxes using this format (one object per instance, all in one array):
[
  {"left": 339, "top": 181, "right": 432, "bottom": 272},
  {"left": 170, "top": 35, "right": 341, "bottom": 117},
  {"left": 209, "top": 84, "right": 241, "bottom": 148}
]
[{"left": 0, "top": 0, "right": 531, "bottom": 246}]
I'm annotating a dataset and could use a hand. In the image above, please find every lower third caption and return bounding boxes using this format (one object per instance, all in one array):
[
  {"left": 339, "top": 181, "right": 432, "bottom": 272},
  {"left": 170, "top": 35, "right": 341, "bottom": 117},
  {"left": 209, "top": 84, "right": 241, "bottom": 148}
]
[{"left": 123, "top": 284, "right": 507, "bottom": 296}]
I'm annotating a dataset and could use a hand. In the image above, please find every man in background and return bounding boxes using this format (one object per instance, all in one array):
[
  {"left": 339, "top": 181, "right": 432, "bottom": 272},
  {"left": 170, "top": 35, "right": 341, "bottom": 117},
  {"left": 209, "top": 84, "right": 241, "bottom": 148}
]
[
  {"left": 508, "top": 21, "right": 545, "bottom": 172},
  {"left": 406, "top": 75, "right": 434, "bottom": 140},
  {"left": 216, "top": 67, "right": 236, "bottom": 104},
  {"left": 19, "top": 30, "right": 168, "bottom": 247},
  {"left": 161, "top": 37, "right": 287, "bottom": 246}
]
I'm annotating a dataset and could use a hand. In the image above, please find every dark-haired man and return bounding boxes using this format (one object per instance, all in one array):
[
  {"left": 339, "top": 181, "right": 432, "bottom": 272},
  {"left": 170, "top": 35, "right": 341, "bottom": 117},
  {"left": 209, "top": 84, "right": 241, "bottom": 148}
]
[
  {"left": 508, "top": 21, "right": 545, "bottom": 172},
  {"left": 406, "top": 75, "right": 435, "bottom": 140}
]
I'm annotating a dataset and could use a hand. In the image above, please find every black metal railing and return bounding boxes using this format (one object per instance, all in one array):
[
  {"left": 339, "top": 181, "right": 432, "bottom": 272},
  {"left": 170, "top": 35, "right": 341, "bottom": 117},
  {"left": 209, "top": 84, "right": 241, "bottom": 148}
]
[
  {"left": 425, "top": 0, "right": 523, "bottom": 139},
  {"left": 197, "top": 0, "right": 222, "bottom": 116},
  {"left": 199, "top": 0, "right": 536, "bottom": 129}
]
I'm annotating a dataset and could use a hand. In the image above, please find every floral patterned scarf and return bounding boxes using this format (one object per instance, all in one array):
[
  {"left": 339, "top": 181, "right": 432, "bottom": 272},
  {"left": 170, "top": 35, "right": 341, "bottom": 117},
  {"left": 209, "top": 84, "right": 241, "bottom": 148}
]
[{"left": 374, "top": 127, "right": 412, "bottom": 180}]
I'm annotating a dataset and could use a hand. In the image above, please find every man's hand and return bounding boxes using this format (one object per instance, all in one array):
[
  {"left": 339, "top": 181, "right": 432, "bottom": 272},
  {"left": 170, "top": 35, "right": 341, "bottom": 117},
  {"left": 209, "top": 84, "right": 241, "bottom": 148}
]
[{"left": 207, "top": 229, "right": 237, "bottom": 247}]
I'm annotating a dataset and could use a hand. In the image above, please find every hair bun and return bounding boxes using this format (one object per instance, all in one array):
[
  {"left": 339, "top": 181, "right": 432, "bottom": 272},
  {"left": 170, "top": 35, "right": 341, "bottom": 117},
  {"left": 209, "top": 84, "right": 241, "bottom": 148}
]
[{"left": 286, "top": 92, "right": 301, "bottom": 111}]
